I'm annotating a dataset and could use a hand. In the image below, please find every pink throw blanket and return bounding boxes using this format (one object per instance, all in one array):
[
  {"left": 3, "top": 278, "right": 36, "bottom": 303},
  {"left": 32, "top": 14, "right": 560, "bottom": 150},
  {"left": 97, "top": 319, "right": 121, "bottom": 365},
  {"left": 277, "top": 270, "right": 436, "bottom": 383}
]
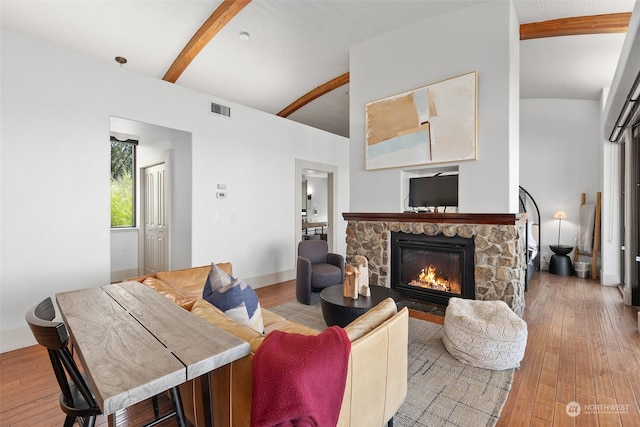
[{"left": 251, "top": 326, "right": 351, "bottom": 427}]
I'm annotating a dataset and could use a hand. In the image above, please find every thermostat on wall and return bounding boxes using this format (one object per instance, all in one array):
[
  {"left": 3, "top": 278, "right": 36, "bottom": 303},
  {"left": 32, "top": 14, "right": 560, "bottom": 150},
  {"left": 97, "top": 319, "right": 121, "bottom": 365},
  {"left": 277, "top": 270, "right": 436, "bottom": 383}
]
[{"left": 216, "top": 192, "right": 227, "bottom": 199}]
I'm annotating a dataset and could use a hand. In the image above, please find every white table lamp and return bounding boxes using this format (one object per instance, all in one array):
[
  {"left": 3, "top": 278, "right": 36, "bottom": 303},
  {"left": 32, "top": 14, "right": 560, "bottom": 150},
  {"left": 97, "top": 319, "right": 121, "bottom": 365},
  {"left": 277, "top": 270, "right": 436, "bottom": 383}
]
[{"left": 553, "top": 210, "right": 568, "bottom": 246}]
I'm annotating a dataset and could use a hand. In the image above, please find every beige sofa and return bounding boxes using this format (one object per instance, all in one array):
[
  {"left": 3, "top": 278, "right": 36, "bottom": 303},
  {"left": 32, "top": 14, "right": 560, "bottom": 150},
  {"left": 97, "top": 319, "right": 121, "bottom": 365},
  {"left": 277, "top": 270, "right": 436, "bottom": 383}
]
[{"left": 129, "top": 264, "right": 409, "bottom": 427}]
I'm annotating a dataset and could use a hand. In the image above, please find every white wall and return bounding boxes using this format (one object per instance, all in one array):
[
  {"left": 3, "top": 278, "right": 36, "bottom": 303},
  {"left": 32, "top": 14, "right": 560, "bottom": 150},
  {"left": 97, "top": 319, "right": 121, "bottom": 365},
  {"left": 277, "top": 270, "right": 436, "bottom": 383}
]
[
  {"left": 601, "top": 88, "right": 623, "bottom": 286},
  {"left": 0, "top": 29, "right": 349, "bottom": 352},
  {"left": 349, "top": 1, "right": 520, "bottom": 214},
  {"left": 110, "top": 229, "right": 139, "bottom": 282},
  {"left": 520, "top": 99, "right": 602, "bottom": 270}
]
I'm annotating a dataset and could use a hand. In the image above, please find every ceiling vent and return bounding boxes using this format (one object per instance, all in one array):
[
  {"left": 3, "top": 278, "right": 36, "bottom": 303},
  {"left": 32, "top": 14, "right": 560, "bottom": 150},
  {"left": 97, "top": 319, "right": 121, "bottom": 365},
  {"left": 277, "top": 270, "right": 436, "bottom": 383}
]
[{"left": 210, "top": 102, "right": 231, "bottom": 118}]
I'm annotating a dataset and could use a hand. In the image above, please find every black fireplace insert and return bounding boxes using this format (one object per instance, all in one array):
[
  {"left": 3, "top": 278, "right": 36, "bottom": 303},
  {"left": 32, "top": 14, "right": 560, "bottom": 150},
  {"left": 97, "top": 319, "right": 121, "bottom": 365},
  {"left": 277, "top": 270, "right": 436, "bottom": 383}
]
[{"left": 390, "top": 232, "right": 475, "bottom": 306}]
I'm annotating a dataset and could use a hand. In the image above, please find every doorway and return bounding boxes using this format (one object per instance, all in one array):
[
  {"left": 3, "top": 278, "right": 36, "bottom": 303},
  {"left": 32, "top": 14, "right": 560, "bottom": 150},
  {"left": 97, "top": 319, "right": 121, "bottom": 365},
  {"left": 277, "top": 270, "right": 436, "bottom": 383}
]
[
  {"left": 109, "top": 117, "right": 192, "bottom": 282},
  {"left": 295, "top": 160, "right": 338, "bottom": 254},
  {"left": 302, "top": 170, "right": 329, "bottom": 240}
]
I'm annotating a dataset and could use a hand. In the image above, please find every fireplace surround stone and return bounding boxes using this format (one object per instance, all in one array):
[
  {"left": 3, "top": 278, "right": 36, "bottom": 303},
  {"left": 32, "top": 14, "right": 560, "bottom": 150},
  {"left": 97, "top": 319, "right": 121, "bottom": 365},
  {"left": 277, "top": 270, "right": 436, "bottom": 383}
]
[{"left": 343, "top": 213, "right": 527, "bottom": 317}]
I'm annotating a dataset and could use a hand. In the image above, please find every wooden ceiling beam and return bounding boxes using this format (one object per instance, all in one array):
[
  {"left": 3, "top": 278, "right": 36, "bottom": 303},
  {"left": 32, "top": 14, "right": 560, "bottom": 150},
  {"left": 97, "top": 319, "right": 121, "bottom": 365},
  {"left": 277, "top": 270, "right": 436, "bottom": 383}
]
[
  {"left": 520, "top": 12, "right": 631, "bottom": 40},
  {"left": 165, "top": 9, "right": 631, "bottom": 115},
  {"left": 163, "top": 0, "right": 251, "bottom": 83},
  {"left": 281, "top": 13, "right": 632, "bottom": 117},
  {"left": 278, "top": 72, "right": 350, "bottom": 118}
]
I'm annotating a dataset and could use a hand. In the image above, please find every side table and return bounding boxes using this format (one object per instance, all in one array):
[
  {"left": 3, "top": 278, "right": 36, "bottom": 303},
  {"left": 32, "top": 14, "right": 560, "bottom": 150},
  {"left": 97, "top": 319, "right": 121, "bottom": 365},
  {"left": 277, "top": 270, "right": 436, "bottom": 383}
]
[{"left": 549, "top": 245, "right": 574, "bottom": 276}]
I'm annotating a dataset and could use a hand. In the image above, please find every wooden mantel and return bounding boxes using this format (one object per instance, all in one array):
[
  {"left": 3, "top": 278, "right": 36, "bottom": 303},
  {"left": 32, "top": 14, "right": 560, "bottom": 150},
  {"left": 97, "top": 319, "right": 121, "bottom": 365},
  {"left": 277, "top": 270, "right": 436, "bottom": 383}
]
[{"left": 343, "top": 212, "right": 521, "bottom": 225}]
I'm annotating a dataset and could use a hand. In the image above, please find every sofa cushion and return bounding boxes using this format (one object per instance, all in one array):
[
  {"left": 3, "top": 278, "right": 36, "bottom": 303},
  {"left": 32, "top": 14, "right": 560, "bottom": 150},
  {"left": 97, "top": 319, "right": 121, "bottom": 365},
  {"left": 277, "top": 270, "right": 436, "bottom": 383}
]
[
  {"left": 264, "top": 319, "right": 320, "bottom": 336},
  {"left": 311, "top": 263, "right": 343, "bottom": 288},
  {"left": 202, "top": 264, "right": 264, "bottom": 333},
  {"left": 142, "top": 277, "right": 196, "bottom": 310},
  {"left": 261, "top": 308, "right": 286, "bottom": 326},
  {"left": 154, "top": 262, "right": 233, "bottom": 300},
  {"left": 191, "top": 298, "right": 266, "bottom": 352}
]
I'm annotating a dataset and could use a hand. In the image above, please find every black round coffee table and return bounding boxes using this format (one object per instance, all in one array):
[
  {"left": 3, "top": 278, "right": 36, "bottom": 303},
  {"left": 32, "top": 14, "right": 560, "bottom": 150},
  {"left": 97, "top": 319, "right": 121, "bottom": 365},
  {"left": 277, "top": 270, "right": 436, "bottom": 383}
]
[{"left": 320, "top": 285, "right": 403, "bottom": 327}]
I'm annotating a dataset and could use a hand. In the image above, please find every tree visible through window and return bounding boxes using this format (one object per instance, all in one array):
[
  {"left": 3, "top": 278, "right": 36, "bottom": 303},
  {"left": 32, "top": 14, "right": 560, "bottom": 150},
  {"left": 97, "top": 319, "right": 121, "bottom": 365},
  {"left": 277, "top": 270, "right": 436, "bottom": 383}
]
[{"left": 110, "top": 137, "right": 137, "bottom": 227}]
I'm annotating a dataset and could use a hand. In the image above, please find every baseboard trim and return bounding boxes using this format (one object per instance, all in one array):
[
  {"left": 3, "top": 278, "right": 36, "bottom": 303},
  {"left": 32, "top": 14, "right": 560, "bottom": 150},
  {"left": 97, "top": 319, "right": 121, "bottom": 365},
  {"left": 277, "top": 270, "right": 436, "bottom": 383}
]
[
  {"left": 1, "top": 325, "right": 36, "bottom": 353},
  {"left": 601, "top": 273, "right": 620, "bottom": 286},
  {"left": 245, "top": 269, "right": 295, "bottom": 289}
]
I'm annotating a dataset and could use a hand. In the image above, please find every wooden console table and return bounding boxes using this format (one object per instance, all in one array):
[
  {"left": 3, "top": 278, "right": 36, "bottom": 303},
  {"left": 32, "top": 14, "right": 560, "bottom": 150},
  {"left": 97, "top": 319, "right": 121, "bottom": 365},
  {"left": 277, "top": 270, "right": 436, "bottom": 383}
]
[{"left": 56, "top": 281, "right": 250, "bottom": 426}]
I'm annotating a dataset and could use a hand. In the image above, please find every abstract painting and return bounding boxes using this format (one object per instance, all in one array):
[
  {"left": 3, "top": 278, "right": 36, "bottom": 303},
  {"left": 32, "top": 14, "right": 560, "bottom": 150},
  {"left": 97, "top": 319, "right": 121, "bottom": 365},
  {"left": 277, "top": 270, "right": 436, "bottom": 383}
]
[{"left": 365, "top": 71, "right": 477, "bottom": 170}]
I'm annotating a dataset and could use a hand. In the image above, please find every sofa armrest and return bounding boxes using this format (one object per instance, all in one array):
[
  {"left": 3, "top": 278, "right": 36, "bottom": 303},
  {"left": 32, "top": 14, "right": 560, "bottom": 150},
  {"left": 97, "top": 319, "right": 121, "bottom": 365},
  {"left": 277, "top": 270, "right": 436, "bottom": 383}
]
[
  {"left": 338, "top": 306, "right": 409, "bottom": 427},
  {"left": 296, "top": 256, "right": 313, "bottom": 304},
  {"left": 344, "top": 297, "right": 397, "bottom": 342}
]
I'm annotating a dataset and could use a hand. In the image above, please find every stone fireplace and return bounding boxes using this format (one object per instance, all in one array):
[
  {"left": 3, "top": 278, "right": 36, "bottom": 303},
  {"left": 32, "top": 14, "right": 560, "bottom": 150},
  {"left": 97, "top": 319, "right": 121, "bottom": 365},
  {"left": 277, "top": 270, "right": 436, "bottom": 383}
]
[{"left": 344, "top": 213, "right": 526, "bottom": 317}]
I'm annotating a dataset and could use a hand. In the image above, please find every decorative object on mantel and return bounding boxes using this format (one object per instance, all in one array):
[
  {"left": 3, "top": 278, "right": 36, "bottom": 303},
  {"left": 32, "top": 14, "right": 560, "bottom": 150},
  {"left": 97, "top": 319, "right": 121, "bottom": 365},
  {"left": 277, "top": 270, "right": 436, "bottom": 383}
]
[
  {"left": 365, "top": 71, "right": 477, "bottom": 170},
  {"left": 343, "top": 265, "right": 359, "bottom": 299},
  {"left": 355, "top": 255, "right": 370, "bottom": 296}
]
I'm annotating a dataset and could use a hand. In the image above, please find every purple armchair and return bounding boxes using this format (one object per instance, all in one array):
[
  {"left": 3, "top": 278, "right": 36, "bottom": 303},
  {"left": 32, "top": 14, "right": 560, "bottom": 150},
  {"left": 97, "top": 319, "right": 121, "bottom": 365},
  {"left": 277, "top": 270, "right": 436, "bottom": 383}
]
[{"left": 296, "top": 240, "right": 345, "bottom": 305}]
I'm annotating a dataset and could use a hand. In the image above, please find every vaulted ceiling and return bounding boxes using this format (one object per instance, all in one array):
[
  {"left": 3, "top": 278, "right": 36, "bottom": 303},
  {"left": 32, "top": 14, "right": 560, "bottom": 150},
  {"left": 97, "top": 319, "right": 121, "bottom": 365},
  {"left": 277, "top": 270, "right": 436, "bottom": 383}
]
[{"left": 1, "top": 0, "right": 636, "bottom": 137}]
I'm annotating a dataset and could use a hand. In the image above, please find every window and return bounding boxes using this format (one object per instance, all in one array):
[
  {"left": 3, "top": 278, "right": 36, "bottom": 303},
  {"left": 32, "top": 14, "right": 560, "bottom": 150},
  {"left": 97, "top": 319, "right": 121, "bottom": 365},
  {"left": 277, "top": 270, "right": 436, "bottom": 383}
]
[{"left": 110, "top": 136, "right": 137, "bottom": 227}]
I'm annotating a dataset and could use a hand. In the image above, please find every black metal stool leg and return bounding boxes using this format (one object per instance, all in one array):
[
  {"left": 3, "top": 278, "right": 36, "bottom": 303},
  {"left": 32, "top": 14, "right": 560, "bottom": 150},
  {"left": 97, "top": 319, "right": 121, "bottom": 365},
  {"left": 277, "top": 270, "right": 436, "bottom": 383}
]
[
  {"left": 170, "top": 386, "right": 187, "bottom": 427},
  {"left": 152, "top": 395, "right": 160, "bottom": 419}
]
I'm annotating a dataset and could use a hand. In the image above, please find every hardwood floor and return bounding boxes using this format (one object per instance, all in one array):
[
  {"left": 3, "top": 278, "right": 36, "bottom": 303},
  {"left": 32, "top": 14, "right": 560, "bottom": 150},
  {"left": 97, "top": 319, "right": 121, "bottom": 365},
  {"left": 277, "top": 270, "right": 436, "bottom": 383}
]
[
  {"left": 496, "top": 272, "right": 639, "bottom": 427},
  {"left": 1, "top": 272, "right": 638, "bottom": 426}
]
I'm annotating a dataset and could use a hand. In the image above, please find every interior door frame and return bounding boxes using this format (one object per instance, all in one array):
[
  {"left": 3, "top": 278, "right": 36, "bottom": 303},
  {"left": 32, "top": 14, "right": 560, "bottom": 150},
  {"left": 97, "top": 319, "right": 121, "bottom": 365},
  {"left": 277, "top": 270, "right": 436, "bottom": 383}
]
[
  {"left": 295, "top": 159, "right": 338, "bottom": 253},
  {"left": 138, "top": 150, "right": 172, "bottom": 275}
]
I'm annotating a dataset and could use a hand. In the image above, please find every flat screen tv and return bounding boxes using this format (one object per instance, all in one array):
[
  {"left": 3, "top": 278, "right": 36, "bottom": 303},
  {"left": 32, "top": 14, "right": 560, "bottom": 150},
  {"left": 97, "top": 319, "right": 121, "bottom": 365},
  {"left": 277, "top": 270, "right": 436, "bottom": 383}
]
[{"left": 409, "top": 175, "right": 458, "bottom": 208}]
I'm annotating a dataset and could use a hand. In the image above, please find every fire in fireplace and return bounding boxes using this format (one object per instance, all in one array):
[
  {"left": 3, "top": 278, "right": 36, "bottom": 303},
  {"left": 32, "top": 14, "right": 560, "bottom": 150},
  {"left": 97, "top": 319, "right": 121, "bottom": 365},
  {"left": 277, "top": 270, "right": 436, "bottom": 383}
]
[{"left": 390, "top": 232, "right": 475, "bottom": 306}]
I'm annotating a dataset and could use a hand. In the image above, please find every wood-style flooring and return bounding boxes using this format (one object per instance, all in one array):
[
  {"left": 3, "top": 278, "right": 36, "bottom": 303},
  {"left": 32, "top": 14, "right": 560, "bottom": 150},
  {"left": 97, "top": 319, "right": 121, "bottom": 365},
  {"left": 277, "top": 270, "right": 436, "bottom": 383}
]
[{"left": 1, "top": 271, "right": 638, "bottom": 426}]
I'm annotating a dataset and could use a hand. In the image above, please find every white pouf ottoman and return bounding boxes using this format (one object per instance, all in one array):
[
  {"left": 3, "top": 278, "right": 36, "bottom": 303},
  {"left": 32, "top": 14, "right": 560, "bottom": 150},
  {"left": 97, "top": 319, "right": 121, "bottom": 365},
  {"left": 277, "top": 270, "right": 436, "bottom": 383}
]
[{"left": 443, "top": 297, "right": 527, "bottom": 370}]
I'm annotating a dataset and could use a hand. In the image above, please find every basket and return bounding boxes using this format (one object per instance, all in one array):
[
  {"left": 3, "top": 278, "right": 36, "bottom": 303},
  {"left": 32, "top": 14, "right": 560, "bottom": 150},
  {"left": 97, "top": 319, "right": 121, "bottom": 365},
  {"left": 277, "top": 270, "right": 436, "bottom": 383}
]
[{"left": 574, "top": 261, "right": 591, "bottom": 279}]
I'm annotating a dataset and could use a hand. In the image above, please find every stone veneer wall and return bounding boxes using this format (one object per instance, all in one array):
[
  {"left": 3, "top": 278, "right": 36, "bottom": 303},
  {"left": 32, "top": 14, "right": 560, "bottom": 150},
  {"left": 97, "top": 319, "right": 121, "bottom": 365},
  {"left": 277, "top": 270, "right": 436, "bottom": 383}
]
[{"left": 345, "top": 220, "right": 526, "bottom": 317}]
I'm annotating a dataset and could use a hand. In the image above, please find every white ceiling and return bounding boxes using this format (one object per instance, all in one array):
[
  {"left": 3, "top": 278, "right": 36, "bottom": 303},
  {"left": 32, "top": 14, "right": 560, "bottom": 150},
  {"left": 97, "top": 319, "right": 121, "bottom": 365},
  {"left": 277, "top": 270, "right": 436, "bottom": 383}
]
[{"left": 1, "top": 0, "right": 636, "bottom": 137}]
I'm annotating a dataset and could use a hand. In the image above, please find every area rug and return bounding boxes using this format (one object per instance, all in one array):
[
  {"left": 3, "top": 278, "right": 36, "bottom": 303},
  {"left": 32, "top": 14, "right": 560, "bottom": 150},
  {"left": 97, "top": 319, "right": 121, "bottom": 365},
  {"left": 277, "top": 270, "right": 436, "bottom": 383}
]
[{"left": 270, "top": 300, "right": 513, "bottom": 427}]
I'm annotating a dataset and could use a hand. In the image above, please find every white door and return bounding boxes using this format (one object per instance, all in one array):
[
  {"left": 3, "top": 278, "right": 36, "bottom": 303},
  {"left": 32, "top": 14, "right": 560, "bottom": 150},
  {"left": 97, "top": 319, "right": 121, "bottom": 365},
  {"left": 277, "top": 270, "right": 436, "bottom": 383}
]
[{"left": 143, "top": 163, "right": 168, "bottom": 275}]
